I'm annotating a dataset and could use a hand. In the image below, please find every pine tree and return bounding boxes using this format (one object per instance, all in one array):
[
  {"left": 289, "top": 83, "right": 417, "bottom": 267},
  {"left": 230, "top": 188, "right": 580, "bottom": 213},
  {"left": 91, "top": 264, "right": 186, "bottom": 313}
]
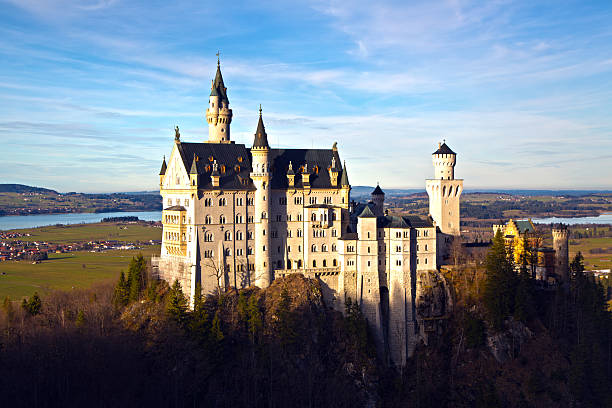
[
  {"left": 166, "top": 279, "right": 188, "bottom": 324},
  {"left": 483, "top": 229, "right": 518, "bottom": 329},
  {"left": 22, "top": 292, "right": 42, "bottom": 316},
  {"left": 127, "top": 254, "right": 146, "bottom": 302},
  {"left": 114, "top": 271, "right": 129, "bottom": 307},
  {"left": 211, "top": 310, "right": 224, "bottom": 342},
  {"left": 247, "top": 294, "right": 263, "bottom": 343}
]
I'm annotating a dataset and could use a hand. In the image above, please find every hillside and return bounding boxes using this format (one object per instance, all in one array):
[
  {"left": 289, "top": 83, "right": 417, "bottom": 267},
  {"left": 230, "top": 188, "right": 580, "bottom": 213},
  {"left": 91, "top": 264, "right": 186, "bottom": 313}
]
[{"left": 0, "top": 184, "right": 58, "bottom": 194}]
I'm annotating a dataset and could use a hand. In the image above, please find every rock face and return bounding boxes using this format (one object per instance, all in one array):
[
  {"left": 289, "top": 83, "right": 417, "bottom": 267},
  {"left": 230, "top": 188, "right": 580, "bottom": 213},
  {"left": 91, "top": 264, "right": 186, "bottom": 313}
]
[
  {"left": 486, "top": 318, "right": 534, "bottom": 363},
  {"left": 415, "top": 270, "right": 451, "bottom": 340}
]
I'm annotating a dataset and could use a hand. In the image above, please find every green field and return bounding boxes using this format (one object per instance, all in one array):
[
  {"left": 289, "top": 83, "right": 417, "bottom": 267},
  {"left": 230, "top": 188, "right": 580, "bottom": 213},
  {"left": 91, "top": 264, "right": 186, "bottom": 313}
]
[
  {"left": 0, "top": 246, "right": 159, "bottom": 300},
  {"left": 570, "top": 237, "right": 612, "bottom": 270},
  {"left": 6, "top": 222, "right": 162, "bottom": 243}
]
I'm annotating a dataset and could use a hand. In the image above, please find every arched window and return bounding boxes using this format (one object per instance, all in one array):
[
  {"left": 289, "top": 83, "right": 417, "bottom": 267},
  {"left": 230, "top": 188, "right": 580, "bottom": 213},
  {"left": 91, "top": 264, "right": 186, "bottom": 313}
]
[
  {"left": 224, "top": 231, "right": 231, "bottom": 241},
  {"left": 261, "top": 211, "right": 267, "bottom": 219},
  {"left": 311, "top": 244, "right": 317, "bottom": 252},
  {"left": 322, "top": 244, "right": 328, "bottom": 252},
  {"left": 224, "top": 248, "right": 231, "bottom": 256},
  {"left": 311, "top": 213, "right": 317, "bottom": 221},
  {"left": 332, "top": 259, "right": 337, "bottom": 267},
  {"left": 219, "top": 215, "right": 226, "bottom": 224},
  {"left": 219, "top": 197, "right": 226, "bottom": 206},
  {"left": 312, "top": 260, "right": 317, "bottom": 267},
  {"left": 332, "top": 212, "right": 336, "bottom": 221},
  {"left": 297, "top": 260, "right": 302, "bottom": 268},
  {"left": 332, "top": 244, "right": 336, "bottom": 252},
  {"left": 323, "top": 259, "right": 327, "bottom": 267},
  {"left": 236, "top": 231, "right": 243, "bottom": 240},
  {"left": 205, "top": 232, "right": 213, "bottom": 242},
  {"left": 236, "top": 214, "right": 243, "bottom": 223},
  {"left": 297, "top": 229, "right": 303, "bottom": 237},
  {"left": 205, "top": 215, "right": 212, "bottom": 224}
]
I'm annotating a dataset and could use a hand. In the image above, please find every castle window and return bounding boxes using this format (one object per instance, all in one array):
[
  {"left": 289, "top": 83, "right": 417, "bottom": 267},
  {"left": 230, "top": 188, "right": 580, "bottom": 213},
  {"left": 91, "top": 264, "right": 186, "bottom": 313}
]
[
  {"left": 297, "top": 213, "right": 302, "bottom": 221},
  {"left": 287, "top": 214, "right": 292, "bottom": 221},
  {"left": 237, "top": 249, "right": 244, "bottom": 256},
  {"left": 248, "top": 247, "right": 253, "bottom": 255},
  {"left": 404, "top": 231, "right": 409, "bottom": 238},
  {"left": 297, "top": 260, "right": 302, "bottom": 268},
  {"left": 262, "top": 212, "right": 267, "bottom": 219},
  {"left": 224, "top": 249, "right": 231, "bottom": 257},
  {"left": 277, "top": 246, "right": 281, "bottom": 253},
  {"left": 236, "top": 214, "right": 243, "bottom": 223},
  {"left": 311, "top": 244, "right": 317, "bottom": 252},
  {"left": 248, "top": 215, "right": 254, "bottom": 223},
  {"left": 276, "top": 215, "right": 282, "bottom": 222},
  {"left": 225, "top": 231, "right": 231, "bottom": 241},
  {"left": 219, "top": 197, "right": 227, "bottom": 206},
  {"left": 205, "top": 232, "right": 213, "bottom": 242},
  {"left": 236, "top": 197, "right": 243, "bottom": 206},
  {"left": 425, "top": 244, "right": 428, "bottom": 251},
  {"left": 247, "top": 197, "right": 254, "bottom": 206},
  {"left": 248, "top": 231, "right": 254, "bottom": 240},
  {"left": 323, "top": 259, "right": 327, "bottom": 267},
  {"left": 416, "top": 230, "right": 420, "bottom": 237},
  {"left": 396, "top": 232, "right": 401, "bottom": 238},
  {"left": 272, "top": 231, "right": 278, "bottom": 238},
  {"left": 219, "top": 215, "right": 226, "bottom": 224},
  {"left": 204, "top": 250, "right": 213, "bottom": 258},
  {"left": 298, "top": 245, "right": 301, "bottom": 252},
  {"left": 322, "top": 244, "right": 328, "bottom": 252},
  {"left": 311, "top": 213, "right": 317, "bottom": 221},
  {"left": 279, "top": 197, "right": 287, "bottom": 205},
  {"left": 425, "top": 258, "right": 428, "bottom": 264},
  {"left": 297, "top": 229, "right": 303, "bottom": 237},
  {"left": 313, "top": 260, "right": 317, "bottom": 267},
  {"left": 368, "top": 247, "right": 371, "bottom": 253},
  {"left": 333, "top": 259, "right": 337, "bottom": 266},
  {"left": 294, "top": 196, "right": 303, "bottom": 205},
  {"left": 287, "top": 230, "right": 292, "bottom": 238},
  {"left": 204, "top": 198, "right": 212, "bottom": 207},
  {"left": 205, "top": 215, "right": 212, "bottom": 224},
  {"left": 287, "top": 246, "right": 291, "bottom": 252},
  {"left": 367, "top": 261, "right": 370, "bottom": 267},
  {"left": 263, "top": 245, "right": 266, "bottom": 252},
  {"left": 417, "top": 244, "right": 419, "bottom": 251},
  {"left": 236, "top": 231, "right": 243, "bottom": 240},
  {"left": 332, "top": 244, "right": 336, "bottom": 252}
]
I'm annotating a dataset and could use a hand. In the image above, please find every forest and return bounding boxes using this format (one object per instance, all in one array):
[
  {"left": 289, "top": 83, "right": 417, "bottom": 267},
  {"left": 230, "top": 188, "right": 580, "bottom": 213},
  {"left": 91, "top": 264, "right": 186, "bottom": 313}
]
[{"left": 1, "top": 240, "right": 611, "bottom": 407}]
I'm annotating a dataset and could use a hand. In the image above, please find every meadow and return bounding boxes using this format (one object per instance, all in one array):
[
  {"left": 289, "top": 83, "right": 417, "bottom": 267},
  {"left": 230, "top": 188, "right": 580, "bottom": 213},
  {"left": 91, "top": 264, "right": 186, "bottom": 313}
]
[
  {"left": 6, "top": 222, "right": 162, "bottom": 243},
  {"left": 0, "top": 246, "right": 159, "bottom": 300}
]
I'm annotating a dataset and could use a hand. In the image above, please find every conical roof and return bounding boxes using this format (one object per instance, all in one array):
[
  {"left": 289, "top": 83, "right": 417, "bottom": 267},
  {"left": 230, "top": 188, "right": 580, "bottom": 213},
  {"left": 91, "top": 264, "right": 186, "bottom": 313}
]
[
  {"left": 340, "top": 161, "right": 349, "bottom": 186},
  {"left": 372, "top": 184, "right": 384, "bottom": 195},
  {"left": 210, "top": 59, "right": 229, "bottom": 104},
  {"left": 159, "top": 156, "right": 167, "bottom": 175},
  {"left": 190, "top": 154, "right": 198, "bottom": 175},
  {"left": 252, "top": 106, "right": 269, "bottom": 149},
  {"left": 433, "top": 142, "right": 455, "bottom": 155}
]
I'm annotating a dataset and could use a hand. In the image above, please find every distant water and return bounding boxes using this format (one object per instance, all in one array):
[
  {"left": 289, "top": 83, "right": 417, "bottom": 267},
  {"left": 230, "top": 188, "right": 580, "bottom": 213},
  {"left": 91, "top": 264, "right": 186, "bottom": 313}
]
[
  {"left": 533, "top": 213, "right": 612, "bottom": 225},
  {"left": 0, "top": 211, "right": 162, "bottom": 230}
]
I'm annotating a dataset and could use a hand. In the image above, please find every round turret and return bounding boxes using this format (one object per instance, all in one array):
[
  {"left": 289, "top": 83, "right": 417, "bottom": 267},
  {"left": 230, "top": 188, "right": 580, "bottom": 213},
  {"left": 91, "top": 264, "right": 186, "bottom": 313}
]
[
  {"left": 205, "top": 58, "right": 233, "bottom": 142},
  {"left": 552, "top": 225, "right": 569, "bottom": 283},
  {"left": 432, "top": 141, "right": 456, "bottom": 180}
]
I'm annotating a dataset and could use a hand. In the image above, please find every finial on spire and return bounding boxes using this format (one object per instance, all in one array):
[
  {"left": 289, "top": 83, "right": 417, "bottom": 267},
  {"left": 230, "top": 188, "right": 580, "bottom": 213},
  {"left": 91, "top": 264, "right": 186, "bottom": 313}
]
[
  {"left": 174, "top": 126, "right": 180, "bottom": 142},
  {"left": 443, "top": 138, "right": 446, "bottom": 144},
  {"left": 259, "top": 104, "right": 262, "bottom": 117},
  {"left": 216, "top": 51, "right": 220, "bottom": 67},
  {"left": 288, "top": 161, "right": 293, "bottom": 171}
]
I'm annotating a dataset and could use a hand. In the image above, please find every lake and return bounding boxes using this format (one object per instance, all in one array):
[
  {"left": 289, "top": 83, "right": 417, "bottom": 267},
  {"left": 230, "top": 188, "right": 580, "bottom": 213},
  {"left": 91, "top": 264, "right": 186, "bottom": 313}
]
[
  {"left": 0, "top": 211, "right": 162, "bottom": 230},
  {"left": 532, "top": 213, "right": 612, "bottom": 225}
]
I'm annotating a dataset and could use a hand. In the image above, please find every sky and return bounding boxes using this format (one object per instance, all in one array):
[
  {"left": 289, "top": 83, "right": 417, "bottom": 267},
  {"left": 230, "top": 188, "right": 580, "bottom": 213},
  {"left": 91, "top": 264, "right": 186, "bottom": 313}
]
[{"left": 0, "top": 0, "right": 611, "bottom": 193}]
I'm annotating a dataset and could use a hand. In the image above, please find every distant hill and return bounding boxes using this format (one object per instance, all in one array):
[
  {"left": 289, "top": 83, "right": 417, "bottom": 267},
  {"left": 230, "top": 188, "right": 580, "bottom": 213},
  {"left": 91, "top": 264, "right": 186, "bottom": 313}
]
[{"left": 0, "top": 184, "right": 58, "bottom": 194}]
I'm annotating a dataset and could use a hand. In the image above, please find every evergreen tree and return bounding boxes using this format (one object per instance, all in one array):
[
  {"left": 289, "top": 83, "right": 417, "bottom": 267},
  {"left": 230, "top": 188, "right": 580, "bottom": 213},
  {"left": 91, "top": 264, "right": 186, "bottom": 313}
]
[
  {"left": 127, "top": 254, "right": 146, "bottom": 302},
  {"left": 113, "top": 271, "right": 129, "bottom": 307},
  {"left": 189, "top": 282, "right": 210, "bottom": 340},
  {"left": 483, "top": 230, "right": 518, "bottom": 329},
  {"left": 22, "top": 292, "right": 42, "bottom": 316},
  {"left": 247, "top": 294, "right": 263, "bottom": 343},
  {"left": 211, "top": 310, "right": 224, "bottom": 342},
  {"left": 514, "top": 270, "right": 534, "bottom": 323},
  {"left": 75, "top": 310, "right": 86, "bottom": 327},
  {"left": 276, "top": 287, "right": 297, "bottom": 348},
  {"left": 166, "top": 279, "right": 188, "bottom": 324}
]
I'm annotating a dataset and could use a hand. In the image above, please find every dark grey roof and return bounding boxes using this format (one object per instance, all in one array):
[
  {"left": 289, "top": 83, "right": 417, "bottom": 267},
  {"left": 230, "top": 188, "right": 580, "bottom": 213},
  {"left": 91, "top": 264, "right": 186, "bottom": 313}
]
[
  {"left": 338, "top": 232, "right": 358, "bottom": 240},
  {"left": 358, "top": 205, "right": 376, "bottom": 218},
  {"left": 176, "top": 142, "right": 255, "bottom": 190},
  {"left": 268, "top": 148, "right": 343, "bottom": 189},
  {"left": 377, "top": 215, "right": 408, "bottom": 228},
  {"left": 404, "top": 215, "right": 434, "bottom": 228},
  {"left": 252, "top": 111, "right": 269, "bottom": 149},
  {"left": 164, "top": 205, "right": 186, "bottom": 211},
  {"left": 340, "top": 161, "right": 349, "bottom": 186},
  {"left": 159, "top": 156, "right": 167, "bottom": 175},
  {"left": 210, "top": 61, "right": 229, "bottom": 104},
  {"left": 372, "top": 184, "right": 384, "bottom": 195},
  {"left": 433, "top": 142, "right": 455, "bottom": 155}
]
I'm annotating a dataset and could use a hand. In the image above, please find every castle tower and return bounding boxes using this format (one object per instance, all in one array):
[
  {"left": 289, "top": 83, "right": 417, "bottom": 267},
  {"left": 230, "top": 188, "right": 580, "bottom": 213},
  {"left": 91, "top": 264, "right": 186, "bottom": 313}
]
[
  {"left": 205, "top": 57, "right": 233, "bottom": 143},
  {"left": 425, "top": 141, "right": 463, "bottom": 236},
  {"left": 250, "top": 106, "right": 272, "bottom": 288},
  {"left": 552, "top": 225, "right": 569, "bottom": 283},
  {"left": 371, "top": 184, "right": 385, "bottom": 216}
]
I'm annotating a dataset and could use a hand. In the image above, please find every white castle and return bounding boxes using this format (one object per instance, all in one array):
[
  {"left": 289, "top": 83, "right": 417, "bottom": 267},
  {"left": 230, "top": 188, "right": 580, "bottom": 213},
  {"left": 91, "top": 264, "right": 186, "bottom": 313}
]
[{"left": 153, "top": 60, "right": 463, "bottom": 366}]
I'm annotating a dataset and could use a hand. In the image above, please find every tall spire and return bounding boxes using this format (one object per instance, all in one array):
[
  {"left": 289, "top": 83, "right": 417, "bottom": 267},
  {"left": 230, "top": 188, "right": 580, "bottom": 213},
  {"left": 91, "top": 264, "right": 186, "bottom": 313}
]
[
  {"left": 159, "top": 155, "right": 167, "bottom": 175},
  {"left": 210, "top": 55, "right": 228, "bottom": 104},
  {"left": 340, "top": 160, "right": 350, "bottom": 186},
  {"left": 190, "top": 154, "right": 198, "bottom": 174},
  {"left": 252, "top": 105, "right": 269, "bottom": 149}
]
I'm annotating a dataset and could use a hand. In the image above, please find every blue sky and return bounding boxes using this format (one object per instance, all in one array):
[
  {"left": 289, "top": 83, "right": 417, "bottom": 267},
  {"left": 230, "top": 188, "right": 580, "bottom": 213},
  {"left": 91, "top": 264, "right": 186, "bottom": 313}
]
[{"left": 0, "top": 0, "right": 611, "bottom": 192}]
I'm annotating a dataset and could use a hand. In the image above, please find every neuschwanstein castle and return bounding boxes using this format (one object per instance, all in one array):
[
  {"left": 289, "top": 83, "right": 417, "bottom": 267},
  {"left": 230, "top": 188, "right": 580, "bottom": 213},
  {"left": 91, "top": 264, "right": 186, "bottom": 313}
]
[{"left": 153, "top": 59, "right": 463, "bottom": 367}]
